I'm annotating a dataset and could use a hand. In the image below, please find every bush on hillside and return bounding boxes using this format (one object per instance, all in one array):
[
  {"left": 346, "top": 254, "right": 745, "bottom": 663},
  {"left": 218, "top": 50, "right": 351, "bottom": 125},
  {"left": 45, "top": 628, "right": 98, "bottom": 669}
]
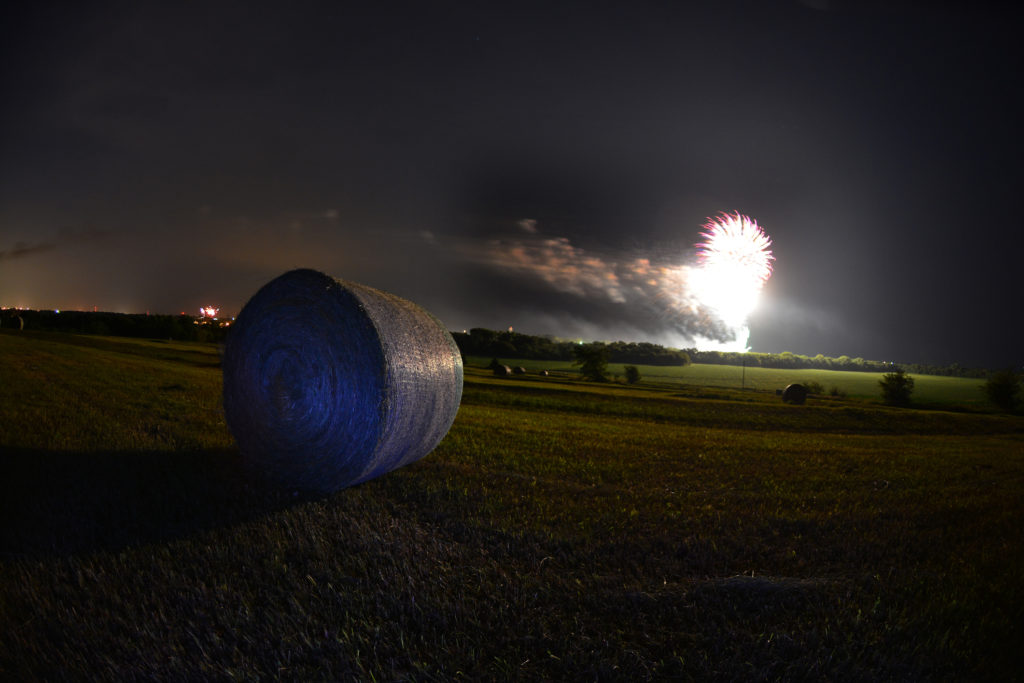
[
  {"left": 624, "top": 365, "right": 641, "bottom": 384},
  {"left": 574, "top": 344, "right": 610, "bottom": 382},
  {"left": 879, "top": 368, "right": 915, "bottom": 407},
  {"left": 984, "top": 369, "right": 1021, "bottom": 411}
]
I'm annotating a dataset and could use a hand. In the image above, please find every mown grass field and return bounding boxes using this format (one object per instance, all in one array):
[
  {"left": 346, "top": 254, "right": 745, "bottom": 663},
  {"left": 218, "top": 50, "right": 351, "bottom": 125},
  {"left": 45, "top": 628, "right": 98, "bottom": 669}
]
[
  {"left": 468, "top": 357, "right": 991, "bottom": 408},
  {"left": 2, "top": 330, "right": 1023, "bottom": 680}
]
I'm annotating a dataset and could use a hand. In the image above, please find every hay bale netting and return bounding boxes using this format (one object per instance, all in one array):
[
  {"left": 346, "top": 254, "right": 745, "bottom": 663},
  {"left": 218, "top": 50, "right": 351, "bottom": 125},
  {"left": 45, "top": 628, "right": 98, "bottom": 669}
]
[
  {"left": 782, "top": 383, "right": 808, "bottom": 405},
  {"left": 222, "top": 268, "right": 463, "bottom": 493}
]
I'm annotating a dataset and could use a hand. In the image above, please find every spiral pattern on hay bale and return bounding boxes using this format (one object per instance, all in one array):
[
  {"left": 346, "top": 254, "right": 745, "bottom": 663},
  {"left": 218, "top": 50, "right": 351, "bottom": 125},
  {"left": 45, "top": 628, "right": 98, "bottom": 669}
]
[{"left": 222, "top": 269, "right": 463, "bottom": 493}]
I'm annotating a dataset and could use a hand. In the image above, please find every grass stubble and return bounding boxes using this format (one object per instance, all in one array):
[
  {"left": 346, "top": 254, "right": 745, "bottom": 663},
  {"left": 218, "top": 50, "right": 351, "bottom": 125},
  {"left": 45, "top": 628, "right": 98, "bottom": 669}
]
[{"left": 1, "top": 330, "right": 1022, "bottom": 680}]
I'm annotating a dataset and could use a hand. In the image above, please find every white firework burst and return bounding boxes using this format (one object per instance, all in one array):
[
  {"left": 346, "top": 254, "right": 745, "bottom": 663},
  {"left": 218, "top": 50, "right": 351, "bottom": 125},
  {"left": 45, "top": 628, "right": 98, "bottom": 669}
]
[{"left": 690, "top": 212, "right": 775, "bottom": 344}]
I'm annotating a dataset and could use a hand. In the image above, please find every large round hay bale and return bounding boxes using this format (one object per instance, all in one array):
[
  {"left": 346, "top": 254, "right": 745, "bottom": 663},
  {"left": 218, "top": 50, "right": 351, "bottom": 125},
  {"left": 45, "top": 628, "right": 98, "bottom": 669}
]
[
  {"left": 222, "top": 269, "right": 463, "bottom": 493},
  {"left": 782, "top": 383, "right": 808, "bottom": 405}
]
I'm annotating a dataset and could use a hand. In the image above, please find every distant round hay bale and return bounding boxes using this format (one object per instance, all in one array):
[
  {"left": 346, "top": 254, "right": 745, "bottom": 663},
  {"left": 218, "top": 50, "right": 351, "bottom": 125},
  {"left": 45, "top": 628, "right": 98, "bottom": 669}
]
[
  {"left": 782, "top": 383, "right": 808, "bottom": 405},
  {"left": 513, "top": 366, "right": 527, "bottom": 375},
  {"left": 493, "top": 365, "right": 512, "bottom": 377},
  {"left": 222, "top": 269, "right": 463, "bottom": 493}
]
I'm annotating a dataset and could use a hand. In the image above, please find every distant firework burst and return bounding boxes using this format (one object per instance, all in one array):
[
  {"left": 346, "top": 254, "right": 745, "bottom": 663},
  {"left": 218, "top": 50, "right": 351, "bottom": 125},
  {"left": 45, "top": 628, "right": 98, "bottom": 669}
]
[
  {"left": 696, "top": 212, "right": 774, "bottom": 284},
  {"left": 689, "top": 212, "right": 774, "bottom": 347}
]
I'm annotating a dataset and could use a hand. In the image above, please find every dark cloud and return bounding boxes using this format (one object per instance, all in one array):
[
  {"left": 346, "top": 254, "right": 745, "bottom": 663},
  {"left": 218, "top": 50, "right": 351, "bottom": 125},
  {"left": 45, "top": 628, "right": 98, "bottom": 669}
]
[
  {"left": 0, "top": 241, "right": 56, "bottom": 261},
  {"left": 0, "top": 226, "right": 112, "bottom": 262}
]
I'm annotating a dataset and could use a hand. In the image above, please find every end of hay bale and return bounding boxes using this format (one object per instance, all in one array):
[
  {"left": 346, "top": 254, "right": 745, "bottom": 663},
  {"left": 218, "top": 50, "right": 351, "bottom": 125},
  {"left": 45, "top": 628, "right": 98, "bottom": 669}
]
[
  {"left": 782, "top": 383, "right": 808, "bottom": 405},
  {"left": 222, "top": 269, "right": 463, "bottom": 493}
]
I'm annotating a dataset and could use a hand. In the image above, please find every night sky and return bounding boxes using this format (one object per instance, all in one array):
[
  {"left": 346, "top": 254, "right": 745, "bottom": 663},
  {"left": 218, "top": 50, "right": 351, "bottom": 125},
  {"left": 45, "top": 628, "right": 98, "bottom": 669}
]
[{"left": 2, "top": 0, "right": 1021, "bottom": 368}]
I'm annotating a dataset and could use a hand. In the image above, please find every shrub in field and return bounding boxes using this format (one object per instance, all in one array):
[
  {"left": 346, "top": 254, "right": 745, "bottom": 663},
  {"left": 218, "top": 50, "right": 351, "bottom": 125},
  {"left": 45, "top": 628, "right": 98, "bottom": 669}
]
[
  {"left": 574, "top": 343, "right": 610, "bottom": 382},
  {"left": 624, "top": 365, "right": 641, "bottom": 384},
  {"left": 984, "top": 368, "right": 1021, "bottom": 411},
  {"left": 804, "top": 380, "right": 826, "bottom": 394},
  {"left": 880, "top": 368, "right": 915, "bottom": 406},
  {"left": 829, "top": 385, "right": 847, "bottom": 398}
]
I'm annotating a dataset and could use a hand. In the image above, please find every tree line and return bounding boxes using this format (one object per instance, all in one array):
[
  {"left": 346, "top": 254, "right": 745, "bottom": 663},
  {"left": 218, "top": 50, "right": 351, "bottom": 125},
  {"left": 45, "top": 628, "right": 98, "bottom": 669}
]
[
  {"left": 453, "top": 328, "right": 994, "bottom": 378},
  {"left": 452, "top": 328, "right": 690, "bottom": 366},
  {"left": 0, "top": 309, "right": 229, "bottom": 343},
  {"left": 685, "top": 349, "right": 989, "bottom": 378}
]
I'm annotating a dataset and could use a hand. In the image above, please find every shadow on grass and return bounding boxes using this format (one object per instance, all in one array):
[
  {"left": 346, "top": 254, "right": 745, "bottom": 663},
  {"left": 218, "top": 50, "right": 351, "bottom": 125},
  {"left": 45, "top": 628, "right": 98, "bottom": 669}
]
[{"left": 0, "top": 448, "right": 313, "bottom": 558}]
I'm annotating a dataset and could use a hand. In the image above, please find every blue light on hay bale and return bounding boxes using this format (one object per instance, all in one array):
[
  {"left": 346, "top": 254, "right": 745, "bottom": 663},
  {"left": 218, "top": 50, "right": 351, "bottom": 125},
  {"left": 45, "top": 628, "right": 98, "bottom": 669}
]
[{"left": 222, "top": 269, "right": 463, "bottom": 493}]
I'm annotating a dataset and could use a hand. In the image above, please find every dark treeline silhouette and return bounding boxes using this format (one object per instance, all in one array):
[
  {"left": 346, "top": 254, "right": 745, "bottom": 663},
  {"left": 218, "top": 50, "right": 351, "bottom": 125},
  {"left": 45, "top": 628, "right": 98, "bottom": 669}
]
[
  {"left": 452, "top": 328, "right": 690, "bottom": 366},
  {"left": 0, "top": 309, "right": 229, "bottom": 343},
  {"left": 686, "top": 349, "right": 989, "bottom": 378},
  {"left": 454, "top": 328, "right": 991, "bottom": 378}
]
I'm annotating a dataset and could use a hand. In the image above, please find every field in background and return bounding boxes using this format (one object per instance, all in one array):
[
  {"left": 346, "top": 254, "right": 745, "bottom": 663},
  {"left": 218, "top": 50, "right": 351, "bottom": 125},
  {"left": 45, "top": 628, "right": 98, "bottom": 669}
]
[
  {"left": 469, "top": 356, "right": 991, "bottom": 407},
  {"left": 2, "top": 330, "right": 1022, "bottom": 680}
]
